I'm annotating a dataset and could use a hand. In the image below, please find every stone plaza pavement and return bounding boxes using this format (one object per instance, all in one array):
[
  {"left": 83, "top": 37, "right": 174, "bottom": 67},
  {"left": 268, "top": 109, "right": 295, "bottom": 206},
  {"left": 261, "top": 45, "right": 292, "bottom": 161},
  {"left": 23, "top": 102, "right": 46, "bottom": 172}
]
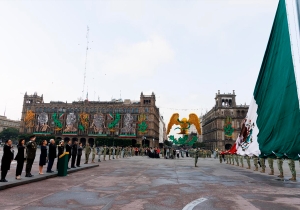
[{"left": 0, "top": 155, "right": 299, "bottom": 210}]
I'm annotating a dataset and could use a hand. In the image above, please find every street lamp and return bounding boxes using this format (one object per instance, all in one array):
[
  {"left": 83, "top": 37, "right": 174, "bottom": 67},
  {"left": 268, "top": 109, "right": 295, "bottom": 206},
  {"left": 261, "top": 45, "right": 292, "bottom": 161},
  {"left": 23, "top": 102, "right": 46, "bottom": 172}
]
[{"left": 153, "top": 138, "right": 154, "bottom": 147}]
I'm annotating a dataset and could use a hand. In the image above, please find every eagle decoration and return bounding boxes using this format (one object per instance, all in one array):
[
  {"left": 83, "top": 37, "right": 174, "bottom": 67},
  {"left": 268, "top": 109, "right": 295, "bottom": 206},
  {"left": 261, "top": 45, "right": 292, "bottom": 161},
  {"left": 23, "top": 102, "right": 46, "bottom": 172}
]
[
  {"left": 224, "top": 116, "right": 234, "bottom": 138},
  {"left": 167, "top": 113, "right": 201, "bottom": 135}
]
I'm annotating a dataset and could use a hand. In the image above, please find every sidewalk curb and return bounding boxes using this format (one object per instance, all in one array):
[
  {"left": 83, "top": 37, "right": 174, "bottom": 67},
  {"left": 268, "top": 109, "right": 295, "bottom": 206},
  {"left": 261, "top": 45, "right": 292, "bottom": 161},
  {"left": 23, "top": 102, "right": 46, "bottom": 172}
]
[{"left": 0, "top": 164, "right": 99, "bottom": 191}]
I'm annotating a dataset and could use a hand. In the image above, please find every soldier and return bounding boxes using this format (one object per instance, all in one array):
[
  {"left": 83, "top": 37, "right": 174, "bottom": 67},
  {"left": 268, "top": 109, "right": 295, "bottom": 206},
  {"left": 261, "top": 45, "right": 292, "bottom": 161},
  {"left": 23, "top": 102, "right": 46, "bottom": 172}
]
[
  {"left": 203, "top": 150, "right": 207, "bottom": 159},
  {"left": 103, "top": 145, "right": 107, "bottom": 161},
  {"left": 219, "top": 151, "right": 223, "bottom": 163},
  {"left": 234, "top": 153, "right": 239, "bottom": 166},
  {"left": 240, "top": 155, "right": 244, "bottom": 168},
  {"left": 253, "top": 155, "right": 259, "bottom": 171},
  {"left": 288, "top": 159, "right": 296, "bottom": 181},
  {"left": 277, "top": 157, "right": 284, "bottom": 178},
  {"left": 116, "top": 146, "right": 119, "bottom": 159},
  {"left": 84, "top": 143, "right": 91, "bottom": 164},
  {"left": 231, "top": 154, "right": 235, "bottom": 165},
  {"left": 108, "top": 147, "right": 112, "bottom": 160},
  {"left": 225, "top": 152, "right": 229, "bottom": 164},
  {"left": 246, "top": 155, "right": 251, "bottom": 169},
  {"left": 112, "top": 147, "right": 116, "bottom": 159},
  {"left": 98, "top": 146, "right": 103, "bottom": 162},
  {"left": 228, "top": 153, "right": 232, "bottom": 165},
  {"left": 25, "top": 135, "right": 37, "bottom": 177},
  {"left": 195, "top": 148, "right": 200, "bottom": 167},
  {"left": 91, "top": 145, "right": 96, "bottom": 163},
  {"left": 260, "top": 156, "right": 266, "bottom": 173},
  {"left": 267, "top": 157, "right": 274, "bottom": 175}
]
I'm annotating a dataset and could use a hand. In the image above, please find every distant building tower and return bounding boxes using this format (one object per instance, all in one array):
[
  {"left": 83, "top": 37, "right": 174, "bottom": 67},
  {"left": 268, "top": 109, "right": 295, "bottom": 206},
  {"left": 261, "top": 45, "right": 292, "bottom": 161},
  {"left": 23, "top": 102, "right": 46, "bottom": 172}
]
[{"left": 201, "top": 90, "right": 249, "bottom": 150}]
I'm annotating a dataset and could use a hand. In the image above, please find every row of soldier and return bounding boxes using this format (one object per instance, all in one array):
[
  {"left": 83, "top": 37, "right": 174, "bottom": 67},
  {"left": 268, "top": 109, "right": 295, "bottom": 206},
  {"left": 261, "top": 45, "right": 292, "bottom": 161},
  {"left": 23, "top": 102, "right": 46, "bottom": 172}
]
[{"left": 219, "top": 151, "right": 297, "bottom": 181}]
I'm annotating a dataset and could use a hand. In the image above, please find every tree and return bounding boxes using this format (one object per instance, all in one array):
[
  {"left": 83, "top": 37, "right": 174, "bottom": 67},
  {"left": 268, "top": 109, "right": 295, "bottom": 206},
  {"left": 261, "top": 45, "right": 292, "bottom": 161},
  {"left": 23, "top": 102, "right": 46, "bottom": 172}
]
[{"left": 0, "top": 128, "right": 19, "bottom": 142}]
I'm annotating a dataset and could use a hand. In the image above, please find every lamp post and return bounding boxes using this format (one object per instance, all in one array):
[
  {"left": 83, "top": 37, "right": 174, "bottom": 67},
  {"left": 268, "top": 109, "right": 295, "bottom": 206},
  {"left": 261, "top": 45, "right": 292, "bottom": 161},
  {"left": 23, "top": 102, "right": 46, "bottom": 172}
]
[{"left": 152, "top": 138, "right": 154, "bottom": 147}]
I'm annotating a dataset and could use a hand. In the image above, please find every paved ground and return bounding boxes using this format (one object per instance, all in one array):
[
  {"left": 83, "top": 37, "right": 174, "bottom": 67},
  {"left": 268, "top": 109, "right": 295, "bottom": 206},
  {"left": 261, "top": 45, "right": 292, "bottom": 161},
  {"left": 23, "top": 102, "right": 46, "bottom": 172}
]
[{"left": 0, "top": 155, "right": 300, "bottom": 210}]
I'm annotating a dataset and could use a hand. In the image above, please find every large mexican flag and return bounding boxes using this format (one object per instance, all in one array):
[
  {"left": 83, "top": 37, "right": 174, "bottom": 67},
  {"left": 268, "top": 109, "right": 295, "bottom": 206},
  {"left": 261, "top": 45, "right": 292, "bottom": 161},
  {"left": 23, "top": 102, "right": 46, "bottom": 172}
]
[{"left": 236, "top": 0, "right": 300, "bottom": 160}]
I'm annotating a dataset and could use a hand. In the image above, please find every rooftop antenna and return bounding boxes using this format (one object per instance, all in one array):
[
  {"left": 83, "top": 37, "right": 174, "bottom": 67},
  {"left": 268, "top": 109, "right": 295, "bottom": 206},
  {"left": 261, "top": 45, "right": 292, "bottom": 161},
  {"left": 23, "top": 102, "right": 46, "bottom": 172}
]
[
  {"left": 82, "top": 26, "right": 90, "bottom": 99},
  {"left": 120, "top": 90, "right": 121, "bottom": 99}
]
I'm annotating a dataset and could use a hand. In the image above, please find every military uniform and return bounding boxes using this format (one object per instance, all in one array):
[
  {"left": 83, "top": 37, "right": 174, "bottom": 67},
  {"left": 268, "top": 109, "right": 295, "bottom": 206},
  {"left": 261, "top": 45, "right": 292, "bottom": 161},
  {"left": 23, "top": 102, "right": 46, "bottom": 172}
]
[
  {"left": 219, "top": 152, "right": 223, "bottom": 163},
  {"left": 267, "top": 157, "right": 274, "bottom": 175},
  {"left": 103, "top": 146, "right": 107, "bottom": 161},
  {"left": 98, "top": 146, "right": 103, "bottom": 162},
  {"left": 260, "top": 157, "right": 266, "bottom": 173},
  {"left": 277, "top": 158, "right": 284, "bottom": 178},
  {"left": 288, "top": 159, "right": 296, "bottom": 181},
  {"left": 246, "top": 156, "right": 251, "bottom": 169},
  {"left": 240, "top": 155, "right": 244, "bottom": 168},
  {"left": 253, "top": 156, "right": 258, "bottom": 171},
  {"left": 84, "top": 145, "right": 91, "bottom": 164},
  {"left": 234, "top": 154, "right": 239, "bottom": 166},
  {"left": 109, "top": 147, "right": 112, "bottom": 160},
  {"left": 91, "top": 146, "right": 96, "bottom": 163},
  {"left": 25, "top": 140, "right": 37, "bottom": 176}
]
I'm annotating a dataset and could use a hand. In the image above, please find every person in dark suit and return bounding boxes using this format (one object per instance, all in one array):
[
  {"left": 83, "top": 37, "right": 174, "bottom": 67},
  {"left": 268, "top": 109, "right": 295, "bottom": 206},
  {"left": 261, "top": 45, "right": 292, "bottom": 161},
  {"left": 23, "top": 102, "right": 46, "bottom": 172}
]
[
  {"left": 39, "top": 140, "right": 48, "bottom": 174},
  {"left": 25, "top": 135, "right": 37, "bottom": 177},
  {"left": 76, "top": 143, "right": 83, "bottom": 167},
  {"left": 57, "top": 140, "right": 65, "bottom": 171},
  {"left": 46, "top": 139, "right": 57, "bottom": 173},
  {"left": 15, "top": 139, "right": 26, "bottom": 180},
  {"left": 0, "top": 139, "right": 14, "bottom": 182},
  {"left": 71, "top": 141, "right": 78, "bottom": 168},
  {"left": 65, "top": 140, "right": 72, "bottom": 169}
]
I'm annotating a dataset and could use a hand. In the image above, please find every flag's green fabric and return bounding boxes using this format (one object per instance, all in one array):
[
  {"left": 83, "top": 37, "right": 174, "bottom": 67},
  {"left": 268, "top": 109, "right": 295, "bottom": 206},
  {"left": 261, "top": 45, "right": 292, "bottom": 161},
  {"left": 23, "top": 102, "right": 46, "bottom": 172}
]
[{"left": 237, "top": 0, "right": 300, "bottom": 160}]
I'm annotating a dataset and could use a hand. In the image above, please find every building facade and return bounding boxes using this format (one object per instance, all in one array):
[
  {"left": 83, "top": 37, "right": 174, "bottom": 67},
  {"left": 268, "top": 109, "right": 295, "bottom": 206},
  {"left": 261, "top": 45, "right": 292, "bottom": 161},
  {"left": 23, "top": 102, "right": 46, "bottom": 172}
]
[
  {"left": 0, "top": 115, "right": 20, "bottom": 132},
  {"left": 159, "top": 116, "right": 167, "bottom": 144},
  {"left": 20, "top": 92, "right": 163, "bottom": 147},
  {"left": 201, "top": 90, "right": 248, "bottom": 150}
]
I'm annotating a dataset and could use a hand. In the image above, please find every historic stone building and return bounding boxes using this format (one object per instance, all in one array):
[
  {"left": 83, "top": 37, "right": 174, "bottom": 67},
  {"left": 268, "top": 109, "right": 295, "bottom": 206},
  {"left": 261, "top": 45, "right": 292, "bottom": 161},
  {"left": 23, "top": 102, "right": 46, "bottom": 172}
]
[
  {"left": 0, "top": 115, "right": 20, "bottom": 132},
  {"left": 20, "top": 92, "right": 163, "bottom": 147},
  {"left": 201, "top": 90, "right": 248, "bottom": 150}
]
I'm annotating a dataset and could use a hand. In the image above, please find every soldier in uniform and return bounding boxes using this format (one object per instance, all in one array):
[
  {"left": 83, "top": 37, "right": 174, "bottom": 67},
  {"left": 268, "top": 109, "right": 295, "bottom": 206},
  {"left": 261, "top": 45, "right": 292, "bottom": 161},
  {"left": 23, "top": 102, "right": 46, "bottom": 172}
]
[
  {"left": 253, "top": 155, "right": 259, "bottom": 171},
  {"left": 103, "top": 145, "right": 107, "bottom": 160},
  {"left": 277, "top": 157, "right": 284, "bottom": 178},
  {"left": 288, "top": 159, "right": 296, "bottom": 181},
  {"left": 234, "top": 153, "right": 239, "bottom": 166},
  {"left": 91, "top": 145, "right": 96, "bottom": 163},
  {"left": 115, "top": 146, "right": 119, "bottom": 159},
  {"left": 112, "top": 146, "right": 116, "bottom": 159},
  {"left": 84, "top": 143, "right": 91, "bottom": 164},
  {"left": 219, "top": 151, "right": 223, "bottom": 163},
  {"left": 108, "top": 147, "right": 112, "bottom": 160},
  {"left": 240, "top": 155, "right": 244, "bottom": 168},
  {"left": 25, "top": 135, "right": 37, "bottom": 177},
  {"left": 98, "top": 146, "right": 103, "bottom": 162},
  {"left": 260, "top": 156, "right": 266, "bottom": 173},
  {"left": 246, "top": 155, "right": 251, "bottom": 169},
  {"left": 267, "top": 157, "right": 274, "bottom": 175},
  {"left": 57, "top": 140, "right": 64, "bottom": 171},
  {"left": 195, "top": 148, "right": 200, "bottom": 167}
]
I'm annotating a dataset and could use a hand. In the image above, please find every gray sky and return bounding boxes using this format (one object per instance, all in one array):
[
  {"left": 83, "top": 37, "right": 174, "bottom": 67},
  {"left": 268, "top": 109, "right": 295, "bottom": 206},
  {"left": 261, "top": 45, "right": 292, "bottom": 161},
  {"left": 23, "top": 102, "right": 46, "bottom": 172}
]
[{"left": 0, "top": 0, "right": 278, "bottom": 127}]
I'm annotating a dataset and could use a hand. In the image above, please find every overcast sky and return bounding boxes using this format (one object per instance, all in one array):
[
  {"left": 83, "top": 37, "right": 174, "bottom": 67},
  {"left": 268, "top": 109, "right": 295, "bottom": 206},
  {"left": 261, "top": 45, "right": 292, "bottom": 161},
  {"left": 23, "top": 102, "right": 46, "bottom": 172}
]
[{"left": 0, "top": 0, "right": 278, "bottom": 127}]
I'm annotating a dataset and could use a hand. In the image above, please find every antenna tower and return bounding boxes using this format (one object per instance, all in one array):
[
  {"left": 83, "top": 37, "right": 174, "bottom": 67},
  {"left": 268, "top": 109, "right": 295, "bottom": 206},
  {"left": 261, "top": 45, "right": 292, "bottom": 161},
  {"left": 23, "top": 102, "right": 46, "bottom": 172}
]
[{"left": 82, "top": 26, "right": 90, "bottom": 100}]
